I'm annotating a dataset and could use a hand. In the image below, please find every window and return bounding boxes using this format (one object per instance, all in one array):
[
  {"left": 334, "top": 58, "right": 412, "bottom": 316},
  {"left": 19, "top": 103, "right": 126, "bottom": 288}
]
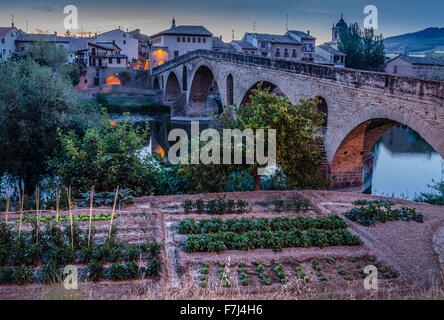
[
  {"left": 96, "top": 69, "right": 100, "bottom": 77},
  {"left": 275, "top": 48, "right": 280, "bottom": 57},
  {"left": 292, "top": 49, "right": 297, "bottom": 57},
  {"left": 198, "top": 37, "right": 201, "bottom": 43},
  {"left": 123, "top": 40, "right": 126, "bottom": 45},
  {"left": 261, "top": 42, "right": 266, "bottom": 48},
  {"left": 393, "top": 66, "right": 398, "bottom": 74},
  {"left": 117, "top": 58, "right": 121, "bottom": 64},
  {"left": 192, "top": 37, "right": 196, "bottom": 43},
  {"left": 177, "top": 37, "right": 180, "bottom": 42},
  {"left": 109, "top": 58, "right": 112, "bottom": 64},
  {"left": 187, "top": 37, "right": 191, "bottom": 42},
  {"left": 261, "top": 52, "right": 267, "bottom": 56},
  {"left": 1, "top": 38, "right": 4, "bottom": 44},
  {"left": 284, "top": 48, "right": 289, "bottom": 57},
  {"left": 202, "top": 38, "right": 206, "bottom": 43},
  {"left": 174, "top": 50, "right": 179, "bottom": 59}
]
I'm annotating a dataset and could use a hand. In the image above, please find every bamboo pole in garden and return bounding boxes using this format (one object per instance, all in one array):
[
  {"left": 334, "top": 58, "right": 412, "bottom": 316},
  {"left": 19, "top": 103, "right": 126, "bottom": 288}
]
[
  {"left": 18, "top": 190, "right": 24, "bottom": 239},
  {"left": 67, "top": 186, "right": 74, "bottom": 249},
  {"left": 35, "top": 186, "right": 40, "bottom": 244},
  {"left": 55, "top": 188, "right": 60, "bottom": 223},
  {"left": 108, "top": 185, "right": 119, "bottom": 239},
  {"left": 88, "top": 185, "right": 94, "bottom": 247},
  {"left": 5, "top": 188, "right": 11, "bottom": 223}
]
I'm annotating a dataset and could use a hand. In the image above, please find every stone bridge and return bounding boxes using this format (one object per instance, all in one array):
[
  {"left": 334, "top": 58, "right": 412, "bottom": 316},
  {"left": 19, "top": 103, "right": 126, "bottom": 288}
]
[{"left": 151, "top": 50, "right": 444, "bottom": 190}]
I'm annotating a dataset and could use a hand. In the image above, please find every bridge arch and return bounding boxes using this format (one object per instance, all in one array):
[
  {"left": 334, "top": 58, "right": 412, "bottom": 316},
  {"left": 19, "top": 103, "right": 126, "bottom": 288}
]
[
  {"left": 188, "top": 64, "right": 221, "bottom": 117},
  {"left": 239, "top": 81, "right": 285, "bottom": 107},
  {"left": 164, "top": 71, "right": 181, "bottom": 103},
  {"left": 328, "top": 107, "right": 444, "bottom": 190}
]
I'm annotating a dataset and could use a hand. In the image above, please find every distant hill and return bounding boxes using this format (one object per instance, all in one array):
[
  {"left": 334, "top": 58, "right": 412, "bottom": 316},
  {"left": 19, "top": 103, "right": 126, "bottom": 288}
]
[{"left": 384, "top": 27, "right": 444, "bottom": 54}]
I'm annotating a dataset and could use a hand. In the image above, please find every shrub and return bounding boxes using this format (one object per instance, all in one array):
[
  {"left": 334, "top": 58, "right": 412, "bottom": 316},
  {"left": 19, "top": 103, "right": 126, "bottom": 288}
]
[
  {"left": 145, "top": 258, "right": 161, "bottom": 277},
  {"left": 87, "top": 260, "right": 104, "bottom": 282},
  {"left": 108, "top": 263, "right": 126, "bottom": 281},
  {"left": 40, "top": 262, "right": 61, "bottom": 284},
  {"left": 125, "top": 262, "right": 140, "bottom": 279},
  {"left": 183, "top": 199, "right": 193, "bottom": 214},
  {"left": 0, "top": 266, "right": 14, "bottom": 285},
  {"left": 13, "top": 266, "right": 33, "bottom": 285},
  {"left": 125, "top": 246, "right": 140, "bottom": 262}
]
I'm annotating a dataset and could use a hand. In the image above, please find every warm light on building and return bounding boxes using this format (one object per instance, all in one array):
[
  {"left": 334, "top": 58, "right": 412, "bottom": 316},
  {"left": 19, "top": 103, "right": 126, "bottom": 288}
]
[
  {"left": 106, "top": 76, "right": 121, "bottom": 85},
  {"left": 151, "top": 49, "right": 168, "bottom": 67}
]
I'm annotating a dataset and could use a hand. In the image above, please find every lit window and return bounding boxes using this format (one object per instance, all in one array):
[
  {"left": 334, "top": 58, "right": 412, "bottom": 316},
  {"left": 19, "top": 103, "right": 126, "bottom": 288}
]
[
  {"left": 182, "top": 37, "right": 185, "bottom": 42},
  {"left": 177, "top": 37, "right": 180, "bottom": 42}
]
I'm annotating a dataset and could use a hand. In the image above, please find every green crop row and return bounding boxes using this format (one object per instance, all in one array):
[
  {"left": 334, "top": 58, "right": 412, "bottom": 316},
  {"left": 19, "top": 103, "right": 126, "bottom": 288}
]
[
  {"left": 15, "top": 212, "right": 117, "bottom": 224},
  {"left": 182, "top": 198, "right": 248, "bottom": 215},
  {"left": 183, "top": 228, "right": 360, "bottom": 253},
  {"left": 344, "top": 204, "right": 423, "bottom": 226},
  {"left": 178, "top": 215, "right": 348, "bottom": 235}
]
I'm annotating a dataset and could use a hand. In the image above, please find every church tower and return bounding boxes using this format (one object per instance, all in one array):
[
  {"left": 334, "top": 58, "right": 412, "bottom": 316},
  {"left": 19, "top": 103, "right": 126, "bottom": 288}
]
[
  {"left": 172, "top": 16, "right": 176, "bottom": 28},
  {"left": 331, "top": 14, "right": 348, "bottom": 49}
]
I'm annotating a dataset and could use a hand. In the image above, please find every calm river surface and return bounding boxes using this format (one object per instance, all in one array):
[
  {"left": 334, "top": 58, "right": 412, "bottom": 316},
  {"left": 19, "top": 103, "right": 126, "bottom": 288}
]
[{"left": 369, "top": 125, "right": 444, "bottom": 199}]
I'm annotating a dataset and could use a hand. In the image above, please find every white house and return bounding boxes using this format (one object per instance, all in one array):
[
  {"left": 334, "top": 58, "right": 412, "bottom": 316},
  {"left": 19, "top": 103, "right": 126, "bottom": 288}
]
[
  {"left": 0, "top": 25, "right": 19, "bottom": 60},
  {"left": 315, "top": 45, "right": 346, "bottom": 68},
  {"left": 149, "top": 18, "right": 213, "bottom": 67},
  {"left": 92, "top": 28, "right": 138, "bottom": 62}
]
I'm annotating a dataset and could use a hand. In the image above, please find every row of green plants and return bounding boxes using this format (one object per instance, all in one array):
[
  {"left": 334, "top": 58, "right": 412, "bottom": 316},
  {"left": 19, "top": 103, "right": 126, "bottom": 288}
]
[
  {"left": 178, "top": 215, "right": 348, "bottom": 235},
  {"left": 15, "top": 212, "right": 117, "bottom": 224},
  {"left": 269, "top": 198, "right": 311, "bottom": 213},
  {"left": 344, "top": 202, "right": 424, "bottom": 226},
  {"left": 310, "top": 259, "right": 328, "bottom": 282},
  {"left": 218, "top": 262, "right": 231, "bottom": 288},
  {"left": 237, "top": 262, "right": 249, "bottom": 286},
  {"left": 273, "top": 262, "right": 289, "bottom": 284},
  {"left": 255, "top": 261, "right": 271, "bottom": 286},
  {"left": 0, "top": 220, "right": 161, "bottom": 271},
  {"left": 182, "top": 198, "right": 248, "bottom": 215},
  {"left": 183, "top": 228, "right": 360, "bottom": 253},
  {"left": 0, "top": 259, "right": 161, "bottom": 285},
  {"left": 199, "top": 262, "right": 210, "bottom": 288},
  {"left": 353, "top": 199, "right": 395, "bottom": 206}
]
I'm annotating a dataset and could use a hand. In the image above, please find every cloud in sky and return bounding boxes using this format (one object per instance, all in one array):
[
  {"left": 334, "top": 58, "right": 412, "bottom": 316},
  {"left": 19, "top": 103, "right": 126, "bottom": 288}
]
[{"left": 0, "top": 0, "right": 443, "bottom": 43}]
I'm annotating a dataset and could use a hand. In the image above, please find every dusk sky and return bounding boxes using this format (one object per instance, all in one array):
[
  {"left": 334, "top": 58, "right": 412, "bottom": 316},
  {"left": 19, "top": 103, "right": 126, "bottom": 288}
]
[{"left": 1, "top": 0, "right": 443, "bottom": 43}]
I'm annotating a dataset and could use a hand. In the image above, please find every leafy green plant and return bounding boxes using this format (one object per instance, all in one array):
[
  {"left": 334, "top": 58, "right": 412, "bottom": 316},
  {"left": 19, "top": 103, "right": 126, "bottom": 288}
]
[
  {"left": 109, "top": 263, "right": 126, "bottom": 281},
  {"left": 125, "top": 261, "right": 140, "bottom": 279},
  {"left": 87, "top": 260, "right": 104, "bottom": 282},
  {"left": 40, "top": 262, "right": 61, "bottom": 284},
  {"left": 183, "top": 199, "right": 193, "bottom": 214},
  {"left": 13, "top": 266, "right": 33, "bottom": 285},
  {"left": 0, "top": 267, "right": 14, "bottom": 285},
  {"left": 145, "top": 258, "right": 161, "bottom": 277}
]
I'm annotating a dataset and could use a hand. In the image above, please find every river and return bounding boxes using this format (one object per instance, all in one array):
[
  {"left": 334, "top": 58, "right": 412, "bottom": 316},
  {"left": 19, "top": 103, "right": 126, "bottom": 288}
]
[{"left": 368, "top": 125, "right": 444, "bottom": 200}]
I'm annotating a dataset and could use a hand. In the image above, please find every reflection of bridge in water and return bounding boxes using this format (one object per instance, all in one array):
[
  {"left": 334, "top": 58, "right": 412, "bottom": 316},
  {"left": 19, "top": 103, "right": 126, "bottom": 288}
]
[{"left": 149, "top": 50, "right": 444, "bottom": 191}]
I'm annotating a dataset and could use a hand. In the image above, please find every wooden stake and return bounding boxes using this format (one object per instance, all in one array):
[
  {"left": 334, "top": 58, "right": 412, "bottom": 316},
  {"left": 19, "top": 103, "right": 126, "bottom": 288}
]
[
  {"left": 88, "top": 185, "right": 94, "bottom": 247},
  {"left": 67, "top": 186, "right": 74, "bottom": 249},
  {"left": 108, "top": 186, "right": 119, "bottom": 239},
  {"left": 55, "top": 188, "right": 60, "bottom": 223},
  {"left": 5, "top": 188, "right": 11, "bottom": 223},
  {"left": 18, "top": 189, "right": 24, "bottom": 239},
  {"left": 35, "top": 186, "right": 40, "bottom": 244}
]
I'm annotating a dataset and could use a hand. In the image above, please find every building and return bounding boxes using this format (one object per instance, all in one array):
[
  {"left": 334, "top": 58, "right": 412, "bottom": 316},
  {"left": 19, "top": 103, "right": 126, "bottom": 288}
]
[
  {"left": 92, "top": 28, "right": 138, "bottom": 62},
  {"left": 0, "top": 24, "right": 19, "bottom": 60},
  {"left": 149, "top": 18, "right": 213, "bottom": 67},
  {"left": 212, "top": 36, "right": 235, "bottom": 53},
  {"left": 285, "top": 30, "right": 316, "bottom": 62},
  {"left": 231, "top": 30, "right": 315, "bottom": 62},
  {"left": 315, "top": 44, "right": 346, "bottom": 68},
  {"left": 15, "top": 32, "right": 71, "bottom": 55},
  {"left": 385, "top": 55, "right": 444, "bottom": 79},
  {"left": 128, "top": 29, "right": 150, "bottom": 69},
  {"left": 329, "top": 14, "right": 348, "bottom": 50}
]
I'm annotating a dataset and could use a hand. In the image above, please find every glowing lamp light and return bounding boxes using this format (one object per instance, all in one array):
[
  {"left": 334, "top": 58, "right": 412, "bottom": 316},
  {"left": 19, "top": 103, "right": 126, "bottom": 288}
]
[{"left": 110, "top": 120, "right": 118, "bottom": 126}]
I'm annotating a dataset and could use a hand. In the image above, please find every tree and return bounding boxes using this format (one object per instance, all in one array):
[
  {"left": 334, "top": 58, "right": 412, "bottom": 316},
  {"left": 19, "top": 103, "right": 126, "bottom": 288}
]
[
  {"left": 178, "top": 86, "right": 328, "bottom": 192},
  {"left": 118, "top": 71, "right": 132, "bottom": 85},
  {"left": 339, "top": 23, "right": 385, "bottom": 70},
  {"left": 48, "top": 114, "right": 158, "bottom": 196},
  {"left": 0, "top": 58, "right": 96, "bottom": 195}
]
